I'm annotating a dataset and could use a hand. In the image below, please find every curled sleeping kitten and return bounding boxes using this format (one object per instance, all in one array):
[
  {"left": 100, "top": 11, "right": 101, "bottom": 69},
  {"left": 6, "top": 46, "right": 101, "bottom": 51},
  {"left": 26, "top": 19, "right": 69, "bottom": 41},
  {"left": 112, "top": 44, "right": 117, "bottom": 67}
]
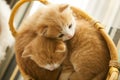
[
  {"left": 59, "top": 19, "right": 110, "bottom": 80},
  {"left": 15, "top": 32, "right": 67, "bottom": 80},
  {"left": 18, "top": 4, "right": 76, "bottom": 41},
  {"left": 15, "top": 3, "right": 76, "bottom": 80},
  {"left": 22, "top": 36, "right": 67, "bottom": 71}
]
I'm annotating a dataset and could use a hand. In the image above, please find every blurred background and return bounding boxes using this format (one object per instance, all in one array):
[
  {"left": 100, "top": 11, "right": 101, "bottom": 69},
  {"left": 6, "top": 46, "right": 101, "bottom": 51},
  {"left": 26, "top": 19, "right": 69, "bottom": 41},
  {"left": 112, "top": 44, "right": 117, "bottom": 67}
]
[{"left": 0, "top": 0, "right": 120, "bottom": 80}]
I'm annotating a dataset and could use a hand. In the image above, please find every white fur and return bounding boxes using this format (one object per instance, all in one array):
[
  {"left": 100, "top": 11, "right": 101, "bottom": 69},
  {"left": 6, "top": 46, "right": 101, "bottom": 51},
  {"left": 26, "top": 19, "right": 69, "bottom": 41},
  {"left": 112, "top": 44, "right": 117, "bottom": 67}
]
[
  {"left": 0, "top": 0, "right": 15, "bottom": 63},
  {"left": 44, "top": 63, "right": 60, "bottom": 71},
  {"left": 62, "top": 17, "right": 76, "bottom": 41}
]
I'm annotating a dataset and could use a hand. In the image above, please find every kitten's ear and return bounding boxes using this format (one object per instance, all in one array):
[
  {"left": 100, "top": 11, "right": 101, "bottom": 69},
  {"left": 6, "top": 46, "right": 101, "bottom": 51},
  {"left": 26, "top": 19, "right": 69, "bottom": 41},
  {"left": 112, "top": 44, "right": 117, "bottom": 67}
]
[
  {"left": 40, "top": 27, "right": 48, "bottom": 36},
  {"left": 59, "top": 4, "right": 70, "bottom": 12},
  {"left": 22, "top": 45, "right": 33, "bottom": 58},
  {"left": 55, "top": 41, "right": 66, "bottom": 53}
]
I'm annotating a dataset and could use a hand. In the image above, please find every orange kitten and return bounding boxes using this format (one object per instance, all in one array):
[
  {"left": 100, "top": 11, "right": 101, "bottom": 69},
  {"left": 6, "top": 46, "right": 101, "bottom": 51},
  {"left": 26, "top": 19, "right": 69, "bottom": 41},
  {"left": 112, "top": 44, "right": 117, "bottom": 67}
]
[
  {"left": 14, "top": 4, "right": 78, "bottom": 79},
  {"left": 18, "top": 4, "right": 76, "bottom": 41},
  {"left": 15, "top": 30, "right": 67, "bottom": 79},
  {"left": 59, "top": 19, "right": 110, "bottom": 80},
  {"left": 22, "top": 36, "right": 67, "bottom": 71}
]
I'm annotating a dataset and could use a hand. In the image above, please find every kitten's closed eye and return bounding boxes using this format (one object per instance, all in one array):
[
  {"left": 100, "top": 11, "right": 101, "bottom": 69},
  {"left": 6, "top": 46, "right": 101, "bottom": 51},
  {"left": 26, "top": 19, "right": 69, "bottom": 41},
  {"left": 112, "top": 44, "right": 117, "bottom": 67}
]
[
  {"left": 58, "top": 34, "right": 64, "bottom": 38},
  {"left": 69, "top": 24, "right": 72, "bottom": 28}
]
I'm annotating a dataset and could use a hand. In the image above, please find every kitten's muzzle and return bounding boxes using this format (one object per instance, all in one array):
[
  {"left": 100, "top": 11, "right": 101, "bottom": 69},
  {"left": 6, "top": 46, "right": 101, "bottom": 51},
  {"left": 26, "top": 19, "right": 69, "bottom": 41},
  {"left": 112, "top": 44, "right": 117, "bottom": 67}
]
[
  {"left": 48, "top": 66, "right": 56, "bottom": 71},
  {"left": 67, "top": 35, "right": 73, "bottom": 39},
  {"left": 45, "top": 64, "right": 60, "bottom": 71}
]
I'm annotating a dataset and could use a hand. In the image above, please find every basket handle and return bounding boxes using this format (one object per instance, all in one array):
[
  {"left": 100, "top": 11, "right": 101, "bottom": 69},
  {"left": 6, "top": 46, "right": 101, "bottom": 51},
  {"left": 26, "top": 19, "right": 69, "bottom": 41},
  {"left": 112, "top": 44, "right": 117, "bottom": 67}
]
[{"left": 8, "top": 0, "right": 49, "bottom": 37}]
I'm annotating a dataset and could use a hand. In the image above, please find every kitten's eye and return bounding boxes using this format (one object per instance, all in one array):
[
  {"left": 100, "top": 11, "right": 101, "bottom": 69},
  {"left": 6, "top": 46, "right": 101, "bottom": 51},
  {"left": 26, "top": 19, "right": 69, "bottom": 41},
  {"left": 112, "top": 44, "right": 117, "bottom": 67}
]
[
  {"left": 58, "top": 34, "right": 64, "bottom": 38},
  {"left": 69, "top": 24, "right": 72, "bottom": 29}
]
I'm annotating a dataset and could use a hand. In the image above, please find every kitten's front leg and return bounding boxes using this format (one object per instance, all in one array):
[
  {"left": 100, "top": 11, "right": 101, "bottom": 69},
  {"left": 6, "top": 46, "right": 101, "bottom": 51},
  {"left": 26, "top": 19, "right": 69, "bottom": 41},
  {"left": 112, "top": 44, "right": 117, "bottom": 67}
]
[
  {"left": 24, "top": 75, "right": 35, "bottom": 80},
  {"left": 59, "top": 58, "right": 74, "bottom": 80},
  {"left": 59, "top": 70, "right": 73, "bottom": 80}
]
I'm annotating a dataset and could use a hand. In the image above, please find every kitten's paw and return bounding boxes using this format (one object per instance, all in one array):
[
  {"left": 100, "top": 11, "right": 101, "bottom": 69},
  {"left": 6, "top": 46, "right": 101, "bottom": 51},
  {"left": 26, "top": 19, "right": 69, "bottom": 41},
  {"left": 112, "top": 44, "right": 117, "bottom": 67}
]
[
  {"left": 55, "top": 41, "right": 66, "bottom": 53},
  {"left": 59, "top": 72, "right": 72, "bottom": 80}
]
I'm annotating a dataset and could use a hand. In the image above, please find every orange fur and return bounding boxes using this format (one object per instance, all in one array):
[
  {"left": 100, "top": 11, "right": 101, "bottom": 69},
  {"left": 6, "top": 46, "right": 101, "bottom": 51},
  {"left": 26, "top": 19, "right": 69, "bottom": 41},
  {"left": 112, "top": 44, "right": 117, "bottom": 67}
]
[
  {"left": 15, "top": 4, "right": 74, "bottom": 79},
  {"left": 18, "top": 4, "right": 75, "bottom": 41},
  {"left": 22, "top": 36, "right": 67, "bottom": 69},
  {"left": 15, "top": 29, "right": 67, "bottom": 79},
  {"left": 14, "top": 3, "right": 110, "bottom": 80},
  {"left": 59, "top": 19, "right": 110, "bottom": 80}
]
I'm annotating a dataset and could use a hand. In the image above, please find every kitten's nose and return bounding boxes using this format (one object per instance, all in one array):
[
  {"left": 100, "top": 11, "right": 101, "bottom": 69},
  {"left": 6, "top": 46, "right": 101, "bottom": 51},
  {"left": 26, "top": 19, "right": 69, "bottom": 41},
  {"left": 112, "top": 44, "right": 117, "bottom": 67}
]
[{"left": 67, "top": 35, "right": 73, "bottom": 39}]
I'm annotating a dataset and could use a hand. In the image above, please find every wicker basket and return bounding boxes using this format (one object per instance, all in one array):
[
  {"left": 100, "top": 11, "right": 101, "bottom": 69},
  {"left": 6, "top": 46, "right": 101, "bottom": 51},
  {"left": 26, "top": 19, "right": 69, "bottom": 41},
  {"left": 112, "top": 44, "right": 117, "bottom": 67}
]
[{"left": 9, "top": 0, "right": 120, "bottom": 80}]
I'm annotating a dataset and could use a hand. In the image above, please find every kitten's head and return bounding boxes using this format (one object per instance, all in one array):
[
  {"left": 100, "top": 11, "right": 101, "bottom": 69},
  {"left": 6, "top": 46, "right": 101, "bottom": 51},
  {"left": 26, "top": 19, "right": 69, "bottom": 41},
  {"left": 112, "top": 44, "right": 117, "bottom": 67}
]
[
  {"left": 22, "top": 36, "right": 67, "bottom": 71},
  {"left": 38, "top": 4, "right": 76, "bottom": 41}
]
